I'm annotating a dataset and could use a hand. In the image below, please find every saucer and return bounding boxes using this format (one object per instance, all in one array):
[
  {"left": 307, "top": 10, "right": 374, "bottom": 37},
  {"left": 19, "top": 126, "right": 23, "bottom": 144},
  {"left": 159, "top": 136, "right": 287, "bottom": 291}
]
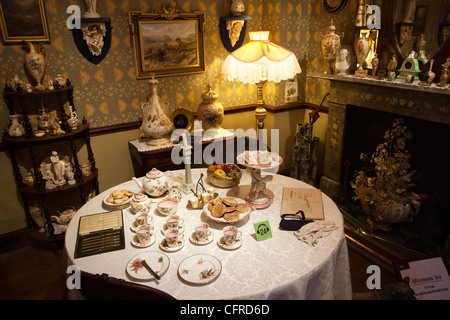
[
  {"left": 130, "top": 219, "right": 154, "bottom": 232},
  {"left": 190, "top": 232, "right": 213, "bottom": 245},
  {"left": 217, "top": 236, "right": 242, "bottom": 250},
  {"left": 131, "top": 233, "right": 156, "bottom": 248},
  {"left": 161, "top": 223, "right": 185, "bottom": 235},
  {"left": 159, "top": 238, "right": 184, "bottom": 252}
]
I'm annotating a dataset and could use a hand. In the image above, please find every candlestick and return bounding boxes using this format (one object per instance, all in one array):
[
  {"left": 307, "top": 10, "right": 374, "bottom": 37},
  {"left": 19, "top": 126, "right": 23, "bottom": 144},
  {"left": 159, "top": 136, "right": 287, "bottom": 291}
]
[{"left": 180, "top": 145, "right": 196, "bottom": 194}]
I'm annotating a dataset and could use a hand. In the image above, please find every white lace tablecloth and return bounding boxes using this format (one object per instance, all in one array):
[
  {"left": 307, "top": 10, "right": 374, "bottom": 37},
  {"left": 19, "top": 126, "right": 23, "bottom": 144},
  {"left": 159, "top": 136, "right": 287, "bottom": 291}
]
[{"left": 64, "top": 169, "right": 352, "bottom": 300}]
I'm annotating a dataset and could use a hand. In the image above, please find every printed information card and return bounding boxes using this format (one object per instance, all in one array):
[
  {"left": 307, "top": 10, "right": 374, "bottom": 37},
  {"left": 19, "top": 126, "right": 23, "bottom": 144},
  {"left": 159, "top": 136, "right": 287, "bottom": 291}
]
[{"left": 397, "top": 256, "right": 450, "bottom": 300}]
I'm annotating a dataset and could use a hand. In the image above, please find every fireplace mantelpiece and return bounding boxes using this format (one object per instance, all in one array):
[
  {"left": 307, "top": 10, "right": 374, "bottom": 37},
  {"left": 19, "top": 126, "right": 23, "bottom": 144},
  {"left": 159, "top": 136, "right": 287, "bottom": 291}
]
[{"left": 307, "top": 72, "right": 450, "bottom": 199}]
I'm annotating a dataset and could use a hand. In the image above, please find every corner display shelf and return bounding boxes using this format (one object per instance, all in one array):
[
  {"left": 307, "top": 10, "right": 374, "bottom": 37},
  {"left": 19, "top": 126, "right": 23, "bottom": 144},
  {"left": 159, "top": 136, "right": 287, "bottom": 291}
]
[{"left": 2, "top": 85, "right": 99, "bottom": 249}]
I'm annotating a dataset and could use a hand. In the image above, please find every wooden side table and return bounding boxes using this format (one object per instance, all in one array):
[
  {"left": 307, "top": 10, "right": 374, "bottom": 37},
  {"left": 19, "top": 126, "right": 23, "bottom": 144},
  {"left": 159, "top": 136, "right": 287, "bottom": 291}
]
[{"left": 128, "top": 134, "right": 266, "bottom": 177}]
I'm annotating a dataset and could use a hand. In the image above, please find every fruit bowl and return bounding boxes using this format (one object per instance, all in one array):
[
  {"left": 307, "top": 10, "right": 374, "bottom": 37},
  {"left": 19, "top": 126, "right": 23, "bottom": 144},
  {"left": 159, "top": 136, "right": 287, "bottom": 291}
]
[{"left": 206, "top": 164, "right": 242, "bottom": 188}]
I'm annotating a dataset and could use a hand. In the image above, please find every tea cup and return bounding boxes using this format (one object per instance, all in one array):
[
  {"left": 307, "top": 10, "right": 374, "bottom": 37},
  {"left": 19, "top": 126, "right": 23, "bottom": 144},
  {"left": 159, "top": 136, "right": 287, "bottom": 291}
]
[
  {"left": 134, "top": 212, "right": 152, "bottom": 227},
  {"left": 166, "top": 214, "right": 184, "bottom": 229},
  {"left": 194, "top": 223, "right": 211, "bottom": 241},
  {"left": 136, "top": 225, "right": 153, "bottom": 245},
  {"left": 163, "top": 228, "right": 184, "bottom": 248},
  {"left": 157, "top": 198, "right": 178, "bottom": 215},
  {"left": 222, "top": 226, "right": 242, "bottom": 246}
]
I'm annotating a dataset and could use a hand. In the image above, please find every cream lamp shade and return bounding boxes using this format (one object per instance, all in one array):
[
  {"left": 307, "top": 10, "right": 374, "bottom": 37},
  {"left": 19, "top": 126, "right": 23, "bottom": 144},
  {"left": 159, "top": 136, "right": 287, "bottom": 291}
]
[
  {"left": 222, "top": 31, "right": 301, "bottom": 131},
  {"left": 222, "top": 31, "right": 301, "bottom": 84}
]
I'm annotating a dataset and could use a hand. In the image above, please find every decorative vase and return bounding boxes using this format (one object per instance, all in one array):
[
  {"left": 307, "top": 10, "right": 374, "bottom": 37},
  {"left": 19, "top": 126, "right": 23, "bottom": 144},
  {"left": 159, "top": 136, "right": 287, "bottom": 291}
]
[
  {"left": 197, "top": 84, "right": 224, "bottom": 136},
  {"left": 422, "top": 59, "right": 436, "bottom": 85},
  {"left": 8, "top": 114, "right": 25, "bottom": 137},
  {"left": 354, "top": 33, "right": 370, "bottom": 77},
  {"left": 361, "top": 200, "right": 420, "bottom": 232},
  {"left": 24, "top": 42, "right": 46, "bottom": 91},
  {"left": 140, "top": 75, "right": 174, "bottom": 146},
  {"left": 319, "top": 20, "right": 343, "bottom": 74},
  {"left": 38, "top": 107, "right": 51, "bottom": 132},
  {"left": 24, "top": 172, "right": 35, "bottom": 187}
]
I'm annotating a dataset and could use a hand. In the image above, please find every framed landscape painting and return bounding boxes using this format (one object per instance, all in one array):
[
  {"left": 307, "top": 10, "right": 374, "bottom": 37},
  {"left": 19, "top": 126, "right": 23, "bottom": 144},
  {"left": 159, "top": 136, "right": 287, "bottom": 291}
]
[
  {"left": 129, "top": 7, "right": 205, "bottom": 79},
  {"left": 0, "top": 0, "right": 50, "bottom": 44}
]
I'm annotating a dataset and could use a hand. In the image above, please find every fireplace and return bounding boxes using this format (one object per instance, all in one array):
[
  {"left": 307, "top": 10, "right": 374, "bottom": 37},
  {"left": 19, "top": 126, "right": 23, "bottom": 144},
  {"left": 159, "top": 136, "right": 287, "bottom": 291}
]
[{"left": 308, "top": 73, "right": 450, "bottom": 269}]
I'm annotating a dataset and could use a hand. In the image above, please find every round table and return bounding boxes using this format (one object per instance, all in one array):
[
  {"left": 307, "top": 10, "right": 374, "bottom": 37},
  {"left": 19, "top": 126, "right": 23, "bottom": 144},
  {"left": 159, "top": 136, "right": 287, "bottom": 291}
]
[{"left": 64, "top": 169, "right": 352, "bottom": 300}]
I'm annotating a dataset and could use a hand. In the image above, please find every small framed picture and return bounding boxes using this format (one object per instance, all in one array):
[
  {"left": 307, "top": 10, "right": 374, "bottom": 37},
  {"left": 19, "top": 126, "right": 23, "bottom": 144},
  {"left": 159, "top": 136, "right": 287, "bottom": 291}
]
[{"left": 129, "top": 7, "right": 205, "bottom": 79}]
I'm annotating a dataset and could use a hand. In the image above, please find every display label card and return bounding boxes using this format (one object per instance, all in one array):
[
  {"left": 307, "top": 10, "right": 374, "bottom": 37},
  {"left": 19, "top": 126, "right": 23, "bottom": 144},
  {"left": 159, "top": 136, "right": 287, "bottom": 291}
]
[
  {"left": 254, "top": 220, "right": 272, "bottom": 241},
  {"left": 397, "top": 256, "right": 450, "bottom": 300}
]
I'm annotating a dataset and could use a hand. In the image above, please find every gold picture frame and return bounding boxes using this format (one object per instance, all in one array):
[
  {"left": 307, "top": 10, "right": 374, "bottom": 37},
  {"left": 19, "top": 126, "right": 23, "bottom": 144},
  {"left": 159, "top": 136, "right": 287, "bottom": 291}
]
[
  {"left": 129, "top": 6, "right": 205, "bottom": 79},
  {"left": 0, "top": 0, "right": 50, "bottom": 44}
]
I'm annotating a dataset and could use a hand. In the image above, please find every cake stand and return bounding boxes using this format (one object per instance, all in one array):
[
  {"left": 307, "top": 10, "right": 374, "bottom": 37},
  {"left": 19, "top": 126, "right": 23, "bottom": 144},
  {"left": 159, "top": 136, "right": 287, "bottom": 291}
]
[{"left": 228, "top": 151, "right": 283, "bottom": 209}]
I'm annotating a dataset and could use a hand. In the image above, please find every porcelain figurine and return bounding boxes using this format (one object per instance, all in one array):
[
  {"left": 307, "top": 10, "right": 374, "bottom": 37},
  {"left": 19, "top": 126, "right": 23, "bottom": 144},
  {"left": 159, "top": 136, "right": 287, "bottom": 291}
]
[
  {"left": 130, "top": 193, "right": 152, "bottom": 214},
  {"left": 197, "top": 84, "right": 224, "bottom": 135},
  {"left": 8, "top": 114, "right": 25, "bottom": 137},
  {"left": 319, "top": 20, "right": 343, "bottom": 74},
  {"left": 140, "top": 75, "right": 174, "bottom": 146},
  {"left": 50, "top": 151, "right": 66, "bottom": 187},
  {"left": 8, "top": 75, "right": 23, "bottom": 92},
  {"left": 82, "top": 23, "right": 107, "bottom": 56},
  {"left": 335, "top": 48, "right": 349, "bottom": 75},
  {"left": 438, "top": 57, "right": 450, "bottom": 87},
  {"left": 388, "top": 54, "right": 398, "bottom": 81},
  {"left": 354, "top": 33, "right": 370, "bottom": 77},
  {"left": 230, "top": 0, "right": 245, "bottom": 16},
  {"left": 132, "top": 168, "right": 175, "bottom": 198},
  {"left": 64, "top": 162, "right": 76, "bottom": 185},
  {"left": 54, "top": 75, "right": 66, "bottom": 88},
  {"left": 83, "top": 0, "right": 101, "bottom": 18},
  {"left": 371, "top": 53, "right": 379, "bottom": 78},
  {"left": 24, "top": 42, "right": 46, "bottom": 91}
]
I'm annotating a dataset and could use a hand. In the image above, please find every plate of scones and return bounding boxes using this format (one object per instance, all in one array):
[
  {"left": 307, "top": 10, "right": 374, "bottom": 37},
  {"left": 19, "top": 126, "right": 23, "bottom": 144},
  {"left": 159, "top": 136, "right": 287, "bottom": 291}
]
[
  {"left": 103, "top": 189, "right": 134, "bottom": 208},
  {"left": 203, "top": 196, "right": 250, "bottom": 223}
]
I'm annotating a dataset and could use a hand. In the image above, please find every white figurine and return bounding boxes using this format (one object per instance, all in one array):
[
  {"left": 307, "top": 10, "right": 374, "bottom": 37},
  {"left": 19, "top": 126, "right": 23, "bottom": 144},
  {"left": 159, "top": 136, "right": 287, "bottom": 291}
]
[
  {"left": 44, "top": 164, "right": 57, "bottom": 190},
  {"left": 335, "top": 48, "right": 349, "bottom": 75},
  {"left": 83, "top": 0, "right": 100, "bottom": 18},
  {"left": 64, "top": 162, "right": 76, "bottom": 185},
  {"left": 50, "top": 151, "right": 66, "bottom": 186}
]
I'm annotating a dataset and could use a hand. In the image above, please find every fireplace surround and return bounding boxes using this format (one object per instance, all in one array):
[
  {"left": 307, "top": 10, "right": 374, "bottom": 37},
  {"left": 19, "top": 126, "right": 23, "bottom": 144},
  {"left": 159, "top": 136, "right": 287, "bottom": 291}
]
[{"left": 308, "top": 72, "right": 450, "bottom": 268}]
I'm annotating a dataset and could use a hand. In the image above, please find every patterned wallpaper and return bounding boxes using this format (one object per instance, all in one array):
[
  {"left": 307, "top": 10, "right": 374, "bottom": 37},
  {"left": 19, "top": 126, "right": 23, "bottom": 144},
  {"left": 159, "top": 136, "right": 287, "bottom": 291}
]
[{"left": 0, "top": 0, "right": 361, "bottom": 133}]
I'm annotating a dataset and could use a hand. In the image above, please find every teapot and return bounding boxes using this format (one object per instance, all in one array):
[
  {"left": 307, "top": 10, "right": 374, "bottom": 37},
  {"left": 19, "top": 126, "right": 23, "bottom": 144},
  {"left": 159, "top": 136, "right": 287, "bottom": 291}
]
[
  {"left": 51, "top": 207, "right": 76, "bottom": 225},
  {"left": 133, "top": 168, "right": 175, "bottom": 197}
]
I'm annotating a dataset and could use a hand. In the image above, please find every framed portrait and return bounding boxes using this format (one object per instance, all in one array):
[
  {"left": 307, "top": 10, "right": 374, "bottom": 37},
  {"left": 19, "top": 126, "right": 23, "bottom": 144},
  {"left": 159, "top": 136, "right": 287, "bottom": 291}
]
[
  {"left": 322, "top": 0, "right": 347, "bottom": 13},
  {"left": 0, "top": 0, "right": 50, "bottom": 44},
  {"left": 129, "top": 7, "right": 205, "bottom": 79}
]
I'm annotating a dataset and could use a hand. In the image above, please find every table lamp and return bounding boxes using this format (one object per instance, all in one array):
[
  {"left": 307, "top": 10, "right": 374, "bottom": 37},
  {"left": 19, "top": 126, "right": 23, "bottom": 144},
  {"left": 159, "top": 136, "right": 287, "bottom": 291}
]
[{"left": 222, "top": 31, "right": 301, "bottom": 134}]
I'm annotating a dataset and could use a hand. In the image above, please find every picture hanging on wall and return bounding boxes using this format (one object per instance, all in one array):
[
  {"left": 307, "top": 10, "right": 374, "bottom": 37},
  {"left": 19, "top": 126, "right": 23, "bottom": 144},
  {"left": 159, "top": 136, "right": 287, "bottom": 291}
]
[
  {"left": 0, "top": 0, "right": 50, "bottom": 44},
  {"left": 129, "top": 6, "right": 205, "bottom": 79}
]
